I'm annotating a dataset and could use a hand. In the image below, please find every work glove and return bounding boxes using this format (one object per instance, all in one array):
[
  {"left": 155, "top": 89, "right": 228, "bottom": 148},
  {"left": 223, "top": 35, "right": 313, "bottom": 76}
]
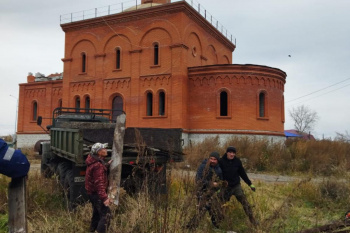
[{"left": 250, "top": 184, "right": 256, "bottom": 192}]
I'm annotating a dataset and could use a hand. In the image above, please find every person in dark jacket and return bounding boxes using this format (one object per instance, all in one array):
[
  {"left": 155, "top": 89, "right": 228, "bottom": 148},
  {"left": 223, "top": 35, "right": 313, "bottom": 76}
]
[
  {"left": 219, "top": 146, "right": 257, "bottom": 226},
  {"left": 85, "top": 143, "right": 111, "bottom": 233},
  {"left": 186, "top": 151, "right": 224, "bottom": 229}
]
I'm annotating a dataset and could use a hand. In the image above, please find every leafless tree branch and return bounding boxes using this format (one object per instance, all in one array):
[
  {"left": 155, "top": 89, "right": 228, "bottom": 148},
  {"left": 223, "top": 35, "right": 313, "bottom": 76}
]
[{"left": 289, "top": 105, "right": 319, "bottom": 133}]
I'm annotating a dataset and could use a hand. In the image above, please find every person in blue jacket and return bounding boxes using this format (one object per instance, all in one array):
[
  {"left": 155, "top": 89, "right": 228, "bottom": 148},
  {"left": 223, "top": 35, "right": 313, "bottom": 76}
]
[
  {"left": 186, "top": 151, "right": 224, "bottom": 229},
  {"left": 0, "top": 139, "right": 30, "bottom": 178},
  {"left": 219, "top": 146, "right": 257, "bottom": 226}
]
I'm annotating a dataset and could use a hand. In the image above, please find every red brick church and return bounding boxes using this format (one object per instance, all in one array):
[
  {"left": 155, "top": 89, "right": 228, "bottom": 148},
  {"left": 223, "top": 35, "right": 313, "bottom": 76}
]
[{"left": 16, "top": 0, "right": 286, "bottom": 147}]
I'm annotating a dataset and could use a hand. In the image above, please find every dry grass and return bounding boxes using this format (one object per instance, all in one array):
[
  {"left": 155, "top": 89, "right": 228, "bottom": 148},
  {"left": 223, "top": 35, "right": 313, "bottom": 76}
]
[
  {"left": 1, "top": 137, "right": 350, "bottom": 232},
  {"left": 20, "top": 147, "right": 41, "bottom": 163},
  {"left": 1, "top": 167, "right": 350, "bottom": 232},
  {"left": 185, "top": 137, "right": 350, "bottom": 176},
  {"left": 20, "top": 169, "right": 350, "bottom": 232}
]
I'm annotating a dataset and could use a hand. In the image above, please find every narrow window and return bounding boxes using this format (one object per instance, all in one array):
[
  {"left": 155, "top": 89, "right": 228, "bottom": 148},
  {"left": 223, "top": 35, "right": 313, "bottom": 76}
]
[
  {"left": 112, "top": 96, "right": 123, "bottom": 121},
  {"left": 82, "top": 53, "right": 86, "bottom": 73},
  {"left": 220, "top": 91, "right": 228, "bottom": 116},
  {"left": 116, "top": 48, "right": 121, "bottom": 69},
  {"left": 75, "top": 97, "right": 81, "bottom": 112},
  {"left": 147, "top": 92, "right": 153, "bottom": 116},
  {"left": 58, "top": 99, "right": 62, "bottom": 108},
  {"left": 159, "top": 91, "right": 165, "bottom": 116},
  {"left": 259, "top": 92, "right": 265, "bottom": 117},
  {"left": 153, "top": 43, "right": 159, "bottom": 65},
  {"left": 85, "top": 96, "right": 90, "bottom": 112},
  {"left": 33, "top": 102, "right": 38, "bottom": 121}
]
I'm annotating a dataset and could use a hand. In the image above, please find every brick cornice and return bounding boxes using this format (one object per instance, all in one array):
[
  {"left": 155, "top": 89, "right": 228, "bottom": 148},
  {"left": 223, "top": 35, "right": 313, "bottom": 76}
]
[
  {"left": 189, "top": 75, "right": 285, "bottom": 91},
  {"left": 25, "top": 88, "right": 46, "bottom": 97},
  {"left": 188, "top": 64, "right": 286, "bottom": 91},
  {"left": 169, "top": 43, "right": 189, "bottom": 50},
  {"left": 104, "top": 77, "right": 131, "bottom": 89},
  {"left": 61, "top": 58, "right": 73, "bottom": 62},
  {"left": 60, "top": 1, "right": 234, "bottom": 51},
  {"left": 52, "top": 87, "right": 63, "bottom": 96},
  {"left": 17, "top": 132, "right": 48, "bottom": 135},
  {"left": 140, "top": 73, "right": 171, "bottom": 87},
  {"left": 70, "top": 81, "right": 95, "bottom": 92},
  {"left": 182, "top": 129, "right": 285, "bottom": 137},
  {"left": 19, "top": 80, "right": 63, "bottom": 87},
  {"left": 188, "top": 64, "right": 287, "bottom": 83}
]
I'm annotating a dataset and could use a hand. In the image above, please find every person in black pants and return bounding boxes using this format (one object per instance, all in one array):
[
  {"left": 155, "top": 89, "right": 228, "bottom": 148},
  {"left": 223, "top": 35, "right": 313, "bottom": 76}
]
[
  {"left": 186, "top": 151, "right": 224, "bottom": 229},
  {"left": 219, "top": 146, "right": 257, "bottom": 226},
  {"left": 85, "top": 143, "right": 112, "bottom": 233}
]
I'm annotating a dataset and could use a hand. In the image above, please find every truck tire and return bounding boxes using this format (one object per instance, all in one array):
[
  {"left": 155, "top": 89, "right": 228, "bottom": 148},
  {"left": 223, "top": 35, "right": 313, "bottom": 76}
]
[
  {"left": 64, "top": 170, "right": 76, "bottom": 210},
  {"left": 57, "top": 162, "right": 71, "bottom": 187},
  {"left": 51, "top": 161, "right": 59, "bottom": 175},
  {"left": 41, "top": 160, "right": 53, "bottom": 178}
]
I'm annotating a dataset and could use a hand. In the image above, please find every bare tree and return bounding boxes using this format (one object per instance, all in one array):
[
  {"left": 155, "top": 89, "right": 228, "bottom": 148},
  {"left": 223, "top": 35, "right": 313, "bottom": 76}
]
[
  {"left": 334, "top": 131, "right": 350, "bottom": 142},
  {"left": 289, "top": 105, "right": 319, "bottom": 133}
]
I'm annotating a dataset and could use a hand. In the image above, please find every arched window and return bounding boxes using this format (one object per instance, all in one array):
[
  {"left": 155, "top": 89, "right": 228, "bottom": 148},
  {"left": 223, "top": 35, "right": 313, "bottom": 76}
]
[
  {"left": 81, "top": 53, "right": 86, "bottom": 73},
  {"left": 33, "top": 101, "right": 38, "bottom": 121},
  {"left": 116, "top": 48, "right": 121, "bottom": 69},
  {"left": 259, "top": 92, "right": 265, "bottom": 117},
  {"left": 58, "top": 99, "right": 62, "bottom": 108},
  {"left": 153, "top": 43, "right": 159, "bottom": 65},
  {"left": 75, "top": 97, "right": 81, "bottom": 112},
  {"left": 146, "top": 92, "right": 153, "bottom": 116},
  {"left": 112, "top": 96, "right": 123, "bottom": 121},
  {"left": 85, "top": 96, "right": 90, "bottom": 112},
  {"left": 220, "top": 91, "right": 228, "bottom": 116},
  {"left": 159, "top": 91, "right": 165, "bottom": 116}
]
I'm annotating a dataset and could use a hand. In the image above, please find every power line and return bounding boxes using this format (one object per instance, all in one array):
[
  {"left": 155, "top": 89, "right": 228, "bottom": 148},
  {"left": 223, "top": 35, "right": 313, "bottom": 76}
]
[
  {"left": 287, "top": 82, "right": 350, "bottom": 107},
  {"left": 286, "top": 77, "right": 350, "bottom": 103}
]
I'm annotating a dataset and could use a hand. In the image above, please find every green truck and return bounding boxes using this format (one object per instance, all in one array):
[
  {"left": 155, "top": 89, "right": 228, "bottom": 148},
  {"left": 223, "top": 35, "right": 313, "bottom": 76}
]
[{"left": 37, "top": 107, "right": 183, "bottom": 208}]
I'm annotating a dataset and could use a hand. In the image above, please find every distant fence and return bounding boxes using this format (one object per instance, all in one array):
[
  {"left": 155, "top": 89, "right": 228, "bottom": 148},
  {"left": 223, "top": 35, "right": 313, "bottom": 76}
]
[{"left": 60, "top": 0, "right": 235, "bottom": 45}]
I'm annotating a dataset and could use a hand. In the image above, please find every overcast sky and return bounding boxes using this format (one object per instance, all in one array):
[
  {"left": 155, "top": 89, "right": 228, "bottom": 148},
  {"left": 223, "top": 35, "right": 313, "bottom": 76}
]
[{"left": 1, "top": 0, "right": 349, "bottom": 139}]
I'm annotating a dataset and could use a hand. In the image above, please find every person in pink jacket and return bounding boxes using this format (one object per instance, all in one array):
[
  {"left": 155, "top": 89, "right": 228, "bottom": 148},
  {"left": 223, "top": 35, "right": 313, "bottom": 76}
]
[{"left": 85, "top": 143, "right": 111, "bottom": 233}]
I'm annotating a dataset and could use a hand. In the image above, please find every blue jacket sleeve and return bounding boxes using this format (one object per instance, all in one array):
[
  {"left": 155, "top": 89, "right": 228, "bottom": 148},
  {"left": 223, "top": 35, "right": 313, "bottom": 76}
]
[{"left": 0, "top": 139, "right": 30, "bottom": 178}]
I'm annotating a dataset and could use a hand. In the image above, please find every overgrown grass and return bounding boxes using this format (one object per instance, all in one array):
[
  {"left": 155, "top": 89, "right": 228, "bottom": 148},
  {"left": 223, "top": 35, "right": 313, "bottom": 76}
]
[
  {"left": 1, "top": 169, "right": 350, "bottom": 232},
  {"left": 1, "top": 138, "right": 350, "bottom": 232},
  {"left": 184, "top": 136, "right": 350, "bottom": 176}
]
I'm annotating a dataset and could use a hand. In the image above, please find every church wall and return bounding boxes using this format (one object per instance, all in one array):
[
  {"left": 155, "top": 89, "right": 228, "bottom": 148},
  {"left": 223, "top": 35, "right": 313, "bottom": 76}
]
[
  {"left": 59, "top": 3, "right": 234, "bottom": 131},
  {"left": 17, "top": 80, "right": 62, "bottom": 135},
  {"left": 187, "top": 64, "right": 286, "bottom": 136},
  {"left": 16, "top": 1, "right": 285, "bottom": 147}
]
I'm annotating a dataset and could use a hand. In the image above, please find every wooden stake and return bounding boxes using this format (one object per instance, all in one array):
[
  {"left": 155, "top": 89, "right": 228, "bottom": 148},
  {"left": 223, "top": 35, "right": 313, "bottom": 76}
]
[
  {"left": 8, "top": 177, "right": 27, "bottom": 233},
  {"left": 108, "top": 113, "right": 126, "bottom": 205}
]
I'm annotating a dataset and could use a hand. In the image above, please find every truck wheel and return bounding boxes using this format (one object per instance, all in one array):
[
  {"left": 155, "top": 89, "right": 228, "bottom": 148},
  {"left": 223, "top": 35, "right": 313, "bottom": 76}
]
[
  {"left": 51, "top": 161, "right": 59, "bottom": 175},
  {"left": 57, "top": 162, "right": 71, "bottom": 187},
  {"left": 64, "top": 170, "right": 76, "bottom": 210},
  {"left": 122, "top": 176, "right": 137, "bottom": 195},
  {"left": 41, "top": 160, "right": 53, "bottom": 178}
]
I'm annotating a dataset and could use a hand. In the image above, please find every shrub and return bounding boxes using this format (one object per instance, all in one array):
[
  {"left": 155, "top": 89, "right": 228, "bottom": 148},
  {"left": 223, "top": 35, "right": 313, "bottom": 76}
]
[{"left": 183, "top": 136, "right": 350, "bottom": 176}]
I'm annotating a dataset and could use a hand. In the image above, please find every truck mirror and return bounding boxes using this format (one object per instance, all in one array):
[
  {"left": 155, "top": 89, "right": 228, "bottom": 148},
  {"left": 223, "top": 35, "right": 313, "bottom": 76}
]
[{"left": 37, "top": 116, "right": 42, "bottom": 126}]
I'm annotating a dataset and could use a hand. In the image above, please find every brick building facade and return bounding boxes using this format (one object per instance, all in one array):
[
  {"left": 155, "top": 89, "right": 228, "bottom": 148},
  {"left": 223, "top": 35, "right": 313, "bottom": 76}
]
[{"left": 17, "top": 0, "right": 286, "bottom": 147}]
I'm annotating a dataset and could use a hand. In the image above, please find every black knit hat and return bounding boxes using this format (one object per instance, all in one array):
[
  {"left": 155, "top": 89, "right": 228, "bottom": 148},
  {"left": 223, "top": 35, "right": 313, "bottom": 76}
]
[
  {"left": 226, "top": 146, "right": 236, "bottom": 153},
  {"left": 209, "top": 151, "right": 220, "bottom": 161}
]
